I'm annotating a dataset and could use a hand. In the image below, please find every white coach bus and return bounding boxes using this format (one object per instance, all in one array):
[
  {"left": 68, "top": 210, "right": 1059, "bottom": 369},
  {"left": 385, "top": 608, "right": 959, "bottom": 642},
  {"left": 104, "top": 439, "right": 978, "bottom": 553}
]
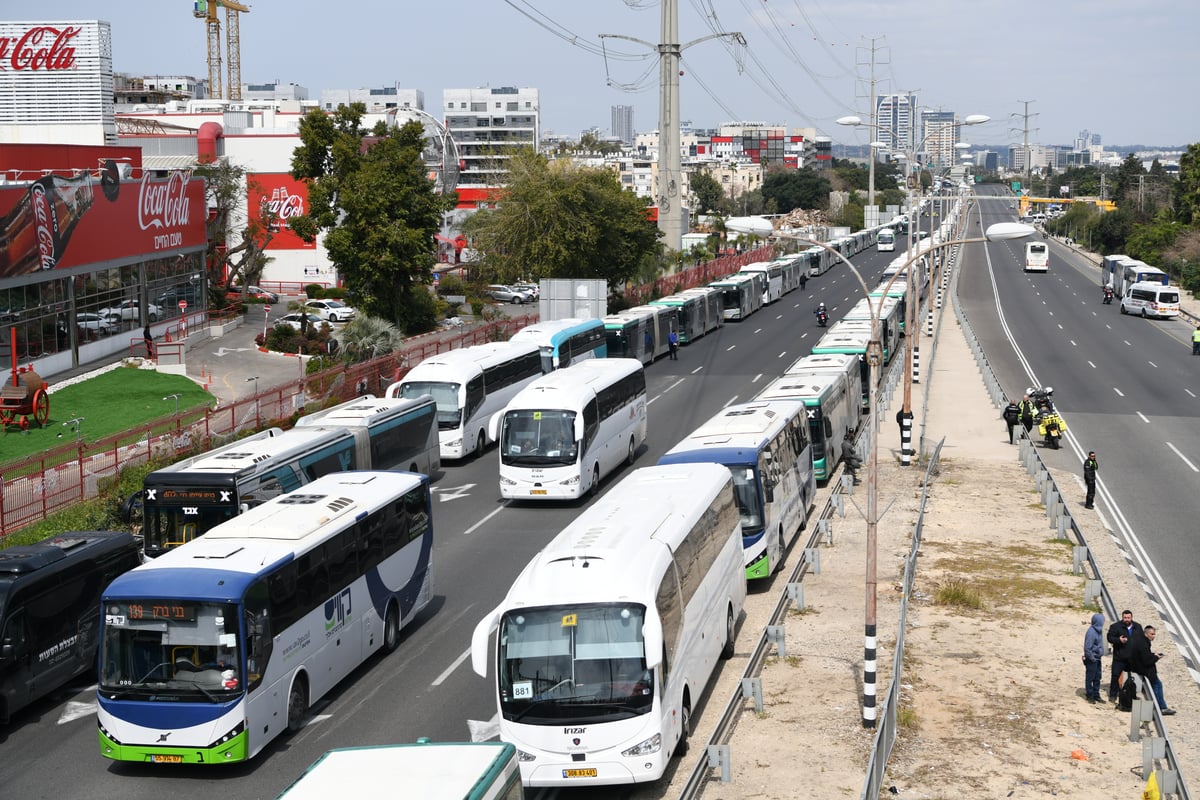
[
  {"left": 495, "top": 359, "right": 647, "bottom": 500},
  {"left": 471, "top": 463, "right": 746, "bottom": 788}
]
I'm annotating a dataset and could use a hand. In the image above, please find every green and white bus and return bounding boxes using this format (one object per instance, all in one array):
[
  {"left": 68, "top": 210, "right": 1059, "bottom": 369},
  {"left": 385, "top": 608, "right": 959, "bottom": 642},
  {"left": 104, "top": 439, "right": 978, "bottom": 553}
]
[{"left": 754, "top": 371, "right": 858, "bottom": 482}]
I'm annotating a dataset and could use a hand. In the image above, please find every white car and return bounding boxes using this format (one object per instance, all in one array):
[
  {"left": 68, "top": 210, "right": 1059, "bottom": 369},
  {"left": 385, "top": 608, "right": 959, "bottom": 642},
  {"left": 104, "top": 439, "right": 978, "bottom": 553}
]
[
  {"left": 99, "top": 299, "right": 160, "bottom": 323},
  {"left": 74, "top": 313, "right": 118, "bottom": 336},
  {"left": 304, "top": 299, "right": 357, "bottom": 323},
  {"left": 274, "top": 312, "right": 327, "bottom": 331},
  {"left": 512, "top": 282, "right": 540, "bottom": 301}
]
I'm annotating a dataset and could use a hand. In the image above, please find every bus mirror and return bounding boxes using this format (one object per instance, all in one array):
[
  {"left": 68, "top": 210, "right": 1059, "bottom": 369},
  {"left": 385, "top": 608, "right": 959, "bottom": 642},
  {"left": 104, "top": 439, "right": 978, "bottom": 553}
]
[
  {"left": 471, "top": 609, "right": 500, "bottom": 677},
  {"left": 642, "top": 617, "right": 663, "bottom": 669},
  {"left": 824, "top": 418, "right": 833, "bottom": 439},
  {"left": 488, "top": 414, "right": 503, "bottom": 443}
]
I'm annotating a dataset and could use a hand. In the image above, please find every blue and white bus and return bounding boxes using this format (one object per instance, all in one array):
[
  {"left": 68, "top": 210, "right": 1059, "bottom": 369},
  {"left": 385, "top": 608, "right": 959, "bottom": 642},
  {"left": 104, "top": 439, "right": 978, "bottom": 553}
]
[
  {"left": 294, "top": 394, "right": 441, "bottom": 477},
  {"left": 510, "top": 317, "right": 607, "bottom": 373},
  {"left": 98, "top": 470, "right": 434, "bottom": 764},
  {"left": 658, "top": 400, "right": 815, "bottom": 580},
  {"left": 496, "top": 359, "right": 647, "bottom": 500},
  {"left": 387, "top": 341, "right": 543, "bottom": 459}
]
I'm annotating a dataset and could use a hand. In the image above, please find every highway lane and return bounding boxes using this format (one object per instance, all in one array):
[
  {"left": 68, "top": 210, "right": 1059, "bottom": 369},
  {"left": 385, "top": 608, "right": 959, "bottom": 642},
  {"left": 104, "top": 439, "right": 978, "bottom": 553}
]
[
  {"left": 0, "top": 244, "right": 907, "bottom": 800},
  {"left": 960, "top": 185, "right": 1200, "bottom": 679}
]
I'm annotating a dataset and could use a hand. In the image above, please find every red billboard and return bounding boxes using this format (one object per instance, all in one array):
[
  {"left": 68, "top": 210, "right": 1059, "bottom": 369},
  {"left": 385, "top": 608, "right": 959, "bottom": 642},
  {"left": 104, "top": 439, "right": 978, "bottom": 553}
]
[
  {"left": 0, "top": 166, "right": 206, "bottom": 279},
  {"left": 247, "top": 173, "right": 315, "bottom": 250}
]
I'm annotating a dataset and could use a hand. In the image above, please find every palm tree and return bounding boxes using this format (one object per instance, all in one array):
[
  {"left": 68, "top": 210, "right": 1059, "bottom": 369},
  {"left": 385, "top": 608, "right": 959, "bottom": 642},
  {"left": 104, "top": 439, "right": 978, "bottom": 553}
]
[{"left": 336, "top": 316, "right": 406, "bottom": 363}]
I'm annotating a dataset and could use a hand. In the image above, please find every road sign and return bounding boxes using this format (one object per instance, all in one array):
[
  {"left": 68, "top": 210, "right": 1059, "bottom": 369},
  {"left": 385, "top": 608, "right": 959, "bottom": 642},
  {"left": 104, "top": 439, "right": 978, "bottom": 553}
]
[
  {"left": 178, "top": 300, "right": 187, "bottom": 310},
  {"left": 263, "top": 305, "right": 271, "bottom": 315}
]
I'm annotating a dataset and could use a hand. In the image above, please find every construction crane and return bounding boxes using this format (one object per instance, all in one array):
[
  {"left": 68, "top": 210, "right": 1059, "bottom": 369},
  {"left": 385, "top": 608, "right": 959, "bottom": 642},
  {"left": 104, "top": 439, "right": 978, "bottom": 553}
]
[{"left": 192, "top": 1, "right": 250, "bottom": 101}]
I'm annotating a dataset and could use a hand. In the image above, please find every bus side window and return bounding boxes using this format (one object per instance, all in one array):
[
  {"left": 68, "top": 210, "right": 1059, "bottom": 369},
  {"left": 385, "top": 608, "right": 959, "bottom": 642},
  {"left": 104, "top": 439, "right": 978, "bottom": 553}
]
[
  {"left": 244, "top": 580, "right": 272, "bottom": 691},
  {"left": 0, "top": 610, "right": 29, "bottom": 662}
]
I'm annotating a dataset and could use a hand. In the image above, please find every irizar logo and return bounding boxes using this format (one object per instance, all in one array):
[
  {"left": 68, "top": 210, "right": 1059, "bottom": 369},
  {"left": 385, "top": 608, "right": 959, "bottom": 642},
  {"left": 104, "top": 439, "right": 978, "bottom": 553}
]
[{"left": 323, "top": 588, "right": 352, "bottom": 636}]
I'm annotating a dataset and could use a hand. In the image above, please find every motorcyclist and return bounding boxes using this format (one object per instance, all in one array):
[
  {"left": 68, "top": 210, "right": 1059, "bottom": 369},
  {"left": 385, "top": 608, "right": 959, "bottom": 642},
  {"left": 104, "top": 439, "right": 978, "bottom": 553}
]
[
  {"left": 814, "top": 302, "right": 828, "bottom": 326},
  {"left": 1103, "top": 283, "right": 1114, "bottom": 304}
]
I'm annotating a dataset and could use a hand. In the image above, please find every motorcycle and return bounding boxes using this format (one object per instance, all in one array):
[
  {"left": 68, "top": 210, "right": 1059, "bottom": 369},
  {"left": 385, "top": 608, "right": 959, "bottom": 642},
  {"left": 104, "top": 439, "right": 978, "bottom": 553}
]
[
  {"left": 1028, "top": 386, "right": 1067, "bottom": 449},
  {"left": 1102, "top": 287, "right": 1114, "bottom": 305},
  {"left": 816, "top": 310, "right": 828, "bottom": 327}
]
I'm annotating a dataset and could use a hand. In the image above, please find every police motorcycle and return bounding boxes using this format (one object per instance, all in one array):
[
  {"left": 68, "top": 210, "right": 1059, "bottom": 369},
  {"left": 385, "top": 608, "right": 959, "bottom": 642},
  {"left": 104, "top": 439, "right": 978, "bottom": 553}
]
[
  {"left": 1028, "top": 386, "right": 1066, "bottom": 449},
  {"left": 1102, "top": 284, "right": 1114, "bottom": 304},
  {"left": 815, "top": 304, "right": 829, "bottom": 327}
]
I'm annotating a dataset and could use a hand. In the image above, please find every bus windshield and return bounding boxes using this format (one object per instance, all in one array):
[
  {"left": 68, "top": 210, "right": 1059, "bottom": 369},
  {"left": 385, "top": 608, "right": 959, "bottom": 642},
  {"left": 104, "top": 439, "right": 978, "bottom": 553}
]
[
  {"left": 719, "top": 287, "right": 741, "bottom": 309},
  {"left": 497, "top": 604, "right": 653, "bottom": 724},
  {"left": 144, "top": 503, "right": 240, "bottom": 554},
  {"left": 807, "top": 409, "right": 827, "bottom": 461},
  {"left": 100, "top": 601, "right": 242, "bottom": 702},
  {"left": 500, "top": 410, "right": 578, "bottom": 466},
  {"left": 399, "top": 381, "right": 462, "bottom": 428},
  {"left": 729, "top": 465, "right": 764, "bottom": 534}
]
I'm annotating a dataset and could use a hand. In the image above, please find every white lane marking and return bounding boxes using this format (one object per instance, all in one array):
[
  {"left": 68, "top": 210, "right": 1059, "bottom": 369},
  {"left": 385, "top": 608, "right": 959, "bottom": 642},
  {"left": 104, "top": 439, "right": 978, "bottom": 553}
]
[
  {"left": 432, "top": 648, "right": 471, "bottom": 686},
  {"left": 726, "top": 344, "right": 737, "bottom": 351},
  {"left": 1070, "top": 340, "right": 1077, "bottom": 347},
  {"left": 1167, "top": 442, "right": 1200, "bottom": 472},
  {"left": 1057, "top": 323, "right": 1063, "bottom": 330},
  {"left": 723, "top": 395, "right": 739, "bottom": 407},
  {"left": 1187, "top": 389, "right": 1197, "bottom": 398},
  {"left": 58, "top": 691, "right": 99, "bottom": 725},
  {"left": 1106, "top": 324, "right": 1112, "bottom": 329},
  {"left": 1087, "top": 360, "right": 1097, "bottom": 369},
  {"left": 1124, "top": 339, "right": 1132, "bottom": 346},
  {"left": 648, "top": 377, "right": 687, "bottom": 405},
  {"left": 1148, "top": 361, "right": 1158, "bottom": 368},
  {"left": 1113, "top": 387, "right": 1125, "bottom": 397},
  {"left": 754, "top": 328, "right": 762, "bottom": 334},
  {"left": 1136, "top": 411, "right": 1150, "bottom": 424},
  {"left": 800, "top": 332, "right": 808, "bottom": 339},
  {"left": 752, "top": 373, "right": 763, "bottom": 383},
  {"left": 778, "top": 351, "right": 787, "bottom": 358},
  {"left": 776, "top": 314, "right": 783, "bottom": 320},
  {"left": 462, "top": 505, "right": 506, "bottom": 536}
]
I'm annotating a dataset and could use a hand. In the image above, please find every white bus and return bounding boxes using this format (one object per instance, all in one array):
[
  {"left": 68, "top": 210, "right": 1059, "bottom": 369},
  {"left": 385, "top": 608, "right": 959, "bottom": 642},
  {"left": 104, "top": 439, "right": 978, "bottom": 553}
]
[
  {"left": 509, "top": 317, "right": 607, "bottom": 373},
  {"left": 1024, "top": 241, "right": 1049, "bottom": 273},
  {"left": 294, "top": 394, "right": 441, "bottom": 477},
  {"left": 471, "top": 463, "right": 746, "bottom": 788},
  {"left": 710, "top": 272, "right": 764, "bottom": 320},
  {"left": 755, "top": 370, "right": 858, "bottom": 482},
  {"left": 496, "top": 359, "right": 647, "bottom": 500},
  {"left": 98, "top": 471, "right": 434, "bottom": 764},
  {"left": 739, "top": 261, "right": 784, "bottom": 304},
  {"left": 657, "top": 400, "right": 815, "bottom": 581},
  {"left": 603, "top": 305, "right": 671, "bottom": 365},
  {"left": 387, "top": 341, "right": 543, "bottom": 459},
  {"left": 876, "top": 227, "right": 896, "bottom": 252},
  {"left": 276, "top": 740, "right": 524, "bottom": 800},
  {"left": 678, "top": 286, "right": 725, "bottom": 336}
]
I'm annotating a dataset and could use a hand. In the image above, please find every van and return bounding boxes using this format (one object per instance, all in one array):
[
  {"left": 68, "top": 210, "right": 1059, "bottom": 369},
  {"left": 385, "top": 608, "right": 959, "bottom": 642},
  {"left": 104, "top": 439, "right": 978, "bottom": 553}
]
[
  {"left": 1120, "top": 282, "right": 1181, "bottom": 319},
  {"left": 0, "top": 530, "right": 141, "bottom": 724},
  {"left": 1024, "top": 242, "right": 1049, "bottom": 273}
]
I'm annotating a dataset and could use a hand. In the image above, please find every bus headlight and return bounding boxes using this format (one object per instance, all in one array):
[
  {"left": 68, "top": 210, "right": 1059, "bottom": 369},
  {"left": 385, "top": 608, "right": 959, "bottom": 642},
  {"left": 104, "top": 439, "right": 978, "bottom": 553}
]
[
  {"left": 517, "top": 748, "right": 537, "bottom": 762},
  {"left": 446, "top": 437, "right": 462, "bottom": 449},
  {"left": 499, "top": 476, "right": 516, "bottom": 486},
  {"left": 621, "top": 733, "right": 661, "bottom": 757},
  {"left": 562, "top": 476, "right": 579, "bottom": 486}
]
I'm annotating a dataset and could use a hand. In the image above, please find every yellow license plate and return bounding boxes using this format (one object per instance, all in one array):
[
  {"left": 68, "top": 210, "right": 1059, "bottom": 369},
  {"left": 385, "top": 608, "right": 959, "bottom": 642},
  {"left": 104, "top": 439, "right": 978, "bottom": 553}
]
[
  {"left": 563, "top": 768, "right": 597, "bottom": 778},
  {"left": 530, "top": 489, "right": 547, "bottom": 495},
  {"left": 151, "top": 754, "right": 183, "bottom": 764}
]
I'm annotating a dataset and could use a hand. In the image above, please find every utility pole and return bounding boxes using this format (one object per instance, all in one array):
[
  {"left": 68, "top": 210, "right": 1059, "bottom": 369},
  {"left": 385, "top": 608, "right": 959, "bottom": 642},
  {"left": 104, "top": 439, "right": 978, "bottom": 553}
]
[
  {"left": 857, "top": 36, "right": 888, "bottom": 227},
  {"left": 1016, "top": 99, "right": 1036, "bottom": 182}
]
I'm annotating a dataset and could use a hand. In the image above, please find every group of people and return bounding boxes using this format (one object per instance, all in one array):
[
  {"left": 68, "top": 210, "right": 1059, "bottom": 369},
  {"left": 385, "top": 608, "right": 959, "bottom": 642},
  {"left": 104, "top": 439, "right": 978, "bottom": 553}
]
[
  {"left": 1003, "top": 396, "right": 1099, "bottom": 509},
  {"left": 1083, "top": 609, "right": 1175, "bottom": 715}
]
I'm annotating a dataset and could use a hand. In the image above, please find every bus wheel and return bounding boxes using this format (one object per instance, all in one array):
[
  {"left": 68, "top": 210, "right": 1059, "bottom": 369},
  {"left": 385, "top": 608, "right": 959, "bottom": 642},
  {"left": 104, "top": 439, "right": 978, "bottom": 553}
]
[
  {"left": 382, "top": 605, "right": 400, "bottom": 653},
  {"left": 721, "top": 606, "right": 736, "bottom": 659},
  {"left": 286, "top": 677, "right": 308, "bottom": 733},
  {"left": 476, "top": 430, "right": 487, "bottom": 458},
  {"left": 674, "top": 703, "right": 691, "bottom": 757},
  {"left": 589, "top": 464, "right": 601, "bottom": 497},
  {"left": 626, "top": 436, "right": 636, "bottom": 466}
]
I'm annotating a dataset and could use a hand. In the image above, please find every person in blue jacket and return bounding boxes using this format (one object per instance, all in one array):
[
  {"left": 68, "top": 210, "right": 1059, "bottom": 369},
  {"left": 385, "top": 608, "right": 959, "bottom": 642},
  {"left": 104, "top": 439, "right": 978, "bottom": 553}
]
[{"left": 1083, "top": 613, "right": 1105, "bottom": 703}]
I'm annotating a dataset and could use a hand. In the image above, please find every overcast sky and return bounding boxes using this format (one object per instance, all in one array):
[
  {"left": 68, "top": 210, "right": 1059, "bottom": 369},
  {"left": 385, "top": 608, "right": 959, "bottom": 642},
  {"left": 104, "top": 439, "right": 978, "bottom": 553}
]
[{"left": 27, "top": 1, "right": 1198, "bottom": 150}]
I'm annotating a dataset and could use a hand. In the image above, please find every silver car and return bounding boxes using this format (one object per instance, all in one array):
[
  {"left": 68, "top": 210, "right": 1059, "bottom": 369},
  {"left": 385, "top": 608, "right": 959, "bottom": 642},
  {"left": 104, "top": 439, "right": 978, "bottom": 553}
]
[{"left": 487, "top": 284, "right": 533, "bottom": 304}]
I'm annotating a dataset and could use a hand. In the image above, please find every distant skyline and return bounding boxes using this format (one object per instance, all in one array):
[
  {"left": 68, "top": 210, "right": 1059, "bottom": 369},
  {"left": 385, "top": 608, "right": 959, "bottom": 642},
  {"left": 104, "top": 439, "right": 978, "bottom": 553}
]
[{"left": 23, "top": 2, "right": 1199, "bottom": 149}]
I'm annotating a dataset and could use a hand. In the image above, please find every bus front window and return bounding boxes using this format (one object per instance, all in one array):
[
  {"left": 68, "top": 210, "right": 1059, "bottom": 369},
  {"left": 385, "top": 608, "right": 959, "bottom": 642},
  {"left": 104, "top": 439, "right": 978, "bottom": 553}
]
[
  {"left": 100, "top": 601, "right": 242, "bottom": 701},
  {"left": 729, "top": 466, "right": 764, "bottom": 534},
  {"left": 143, "top": 503, "right": 238, "bottom": 556},
  {"left": 497, "top": 605, "right": 653, "bottom": 724},
  {"left": 500, "top": 411, "right": 578, "bottom": 466},
  {"left": 399, "top": 381, "right": 462, "bottom": 429}
]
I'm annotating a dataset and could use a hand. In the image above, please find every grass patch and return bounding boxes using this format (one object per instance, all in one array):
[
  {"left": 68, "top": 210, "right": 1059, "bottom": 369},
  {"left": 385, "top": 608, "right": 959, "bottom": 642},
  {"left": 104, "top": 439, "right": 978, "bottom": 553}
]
[
  {"left": 0, "top": 368, "right": 212, "bottom": 462},
  {"left": 934, "top": 578, "right": 984, "bottom": 609},
  {"left": 896, "top": 704, "right": 919, "bottom": 730}
]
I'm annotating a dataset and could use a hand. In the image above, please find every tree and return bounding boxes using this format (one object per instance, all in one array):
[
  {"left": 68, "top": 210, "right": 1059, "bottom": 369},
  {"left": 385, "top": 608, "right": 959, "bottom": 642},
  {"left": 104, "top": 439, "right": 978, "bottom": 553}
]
[
  {"left": 1174, "top": 143, "right": 1200, "bottom": 225},
  {"left": 461, "top": 148, "right": 660, "bottom": 289},
  {"left": 1112, "top": 154, "right": 1146, "bottom": 213},
  {"left": 194, "top": 159, "right": 279, "bottom": 306},
  {"left": 761, "top": 168, "right": 831, "bottom": 213},
  {"left": 689, "top": 170, "right": 725, "bottom": 215},
  {"left": 289, "top": 103, "right": 455, "bottom": 335}
]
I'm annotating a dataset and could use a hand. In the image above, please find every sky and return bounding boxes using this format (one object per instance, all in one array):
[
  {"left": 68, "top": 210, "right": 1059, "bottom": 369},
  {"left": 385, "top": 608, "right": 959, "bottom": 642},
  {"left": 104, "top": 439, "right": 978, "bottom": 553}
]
[{"left": 23, "top": 1, "right": 1199, "bottom": 150}]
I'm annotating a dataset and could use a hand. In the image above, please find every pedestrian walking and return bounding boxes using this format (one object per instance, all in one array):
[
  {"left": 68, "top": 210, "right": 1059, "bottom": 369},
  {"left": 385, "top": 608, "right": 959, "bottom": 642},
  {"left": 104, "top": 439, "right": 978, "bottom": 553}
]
[
  {"left": 1083, "top": 612, "right": 1105, "bottom": 703},
  {"left": 1002, "top": 400, "right": 1021, "bottom": 444},
  {"left": 1192, "top": 324, "right": 1200, "bottom": 356},
  {"left": 1017, "top": 393, "right": 1036, "bottom": 433},
  {"left": 841, "top": 429, "right": 862, "bottom": 485},
  {"left": 668, "top": 329, "right": 679, "bottom": 360},
  {"left": 1106, "top": 610, "right": 1143, "bottom": 702},
  {"left": 1130, "top": 625, "right": 1175, "bottom": 714},
  {"left": 143, "top": 324, "right": 154, "bottom": 360},
  {"left": 798, "top": 272, "right": 808, "bottom": 291},
  {"left": 1083, "top": 450, "right": 1098, "bottom": 509}
]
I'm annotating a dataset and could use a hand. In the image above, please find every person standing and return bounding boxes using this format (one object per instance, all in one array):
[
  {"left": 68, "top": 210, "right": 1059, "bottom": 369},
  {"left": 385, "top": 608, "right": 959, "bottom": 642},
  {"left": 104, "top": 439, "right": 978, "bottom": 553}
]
[
  {"left": 1083, "top": 613, "right": 1105, "bottom": 703},
  {"left": 1192, "top": 324, "right": 1200, "bottom": 356},
  {"left": 1083, "top": 451, "right": 1098, "bottom": 509},
  {"left": 1018, "top": 393, "right": 1036, "bottom": 434},
  {"left": 1129, "top": 625, "right": 1175, "bottom": 714},
  {"left": 143, "top": 324, "right": 154, "bottom": 360},
  {"left": 1002, "top": 400, "right": 1021, "bottom": 444},
  {"left": 1106, "top": 610, "right": 1143, "bottom": 702},
  {"left": 841, "top": 429, "right": 862, "bottom": 485},
  {"left": 798, "top": 272, "right": 807, "bottom": 291},
  {"left": 668, "top": 329, "right": 679, "bottom": 360}
]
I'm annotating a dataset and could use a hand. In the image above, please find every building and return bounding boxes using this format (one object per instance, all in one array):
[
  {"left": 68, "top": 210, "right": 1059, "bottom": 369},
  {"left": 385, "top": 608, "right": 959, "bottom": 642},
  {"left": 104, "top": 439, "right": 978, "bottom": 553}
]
[
  {"left": 611, "top": 105, "right": 634, "bottom": 146},
  {"left": 113, "top": 73, "right": 205, "bottom": 112},
  {"left": 320, "top": 85, "right": 424, "bottom": 113},
  {"left": 921, "top": 110, "right": 958, "bottom": 169},
  {"left": 442, "top": 86, "right": 540, "bottom": 200},
  {"left": 875, "top": 93, "right": 919, "bottom": 154},
  {"left": 242, "top": 81, "right": 308, "bottom": 103}
]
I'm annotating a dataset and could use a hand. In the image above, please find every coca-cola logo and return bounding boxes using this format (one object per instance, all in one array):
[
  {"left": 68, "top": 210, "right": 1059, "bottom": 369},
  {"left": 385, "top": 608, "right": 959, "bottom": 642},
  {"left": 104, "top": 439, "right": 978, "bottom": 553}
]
[
  {"left": 0, "top": 26, "right": 82, "bottom": 71},
  {"left": 137, "top": 171, "right": 192, "bottom": 231},
  {"left": 30, "top": 183, "right": 58, "bottom": 269},
  {"left": 260, "top": 186, "right": 305, "bottom": 232}
]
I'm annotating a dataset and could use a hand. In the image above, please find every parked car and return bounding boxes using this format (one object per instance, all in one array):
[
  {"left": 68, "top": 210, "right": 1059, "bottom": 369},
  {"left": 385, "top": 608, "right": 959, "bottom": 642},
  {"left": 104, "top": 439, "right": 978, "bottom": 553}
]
[
  {"left": 512, "top": 282, "right": 540, "bottom": 301},
  {"left": 227, "top": 285, "right": 279, "bottom": 304},
  {"left": 486, "top": 284, "right": 533, "bottom": 304},
  {"left": 304, "top": 299, "right": 356, "bottom": 323},
  {"left": 274, "top": 312, "right": 327, "bottom": 332},
  {"left": 73, "top": 313, "right": 118, "bottom": 337},
  {"left": 98, "top": 299, "right": 159, "bottom": 324},
  {"left": 156, "top": 283, "right": 202, "bottom": 310}
]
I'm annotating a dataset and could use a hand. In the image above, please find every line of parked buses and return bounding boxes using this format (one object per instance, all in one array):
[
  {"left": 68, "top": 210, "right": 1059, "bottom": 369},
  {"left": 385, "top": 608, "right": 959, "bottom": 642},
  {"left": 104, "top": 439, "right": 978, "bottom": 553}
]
[{"left": 2, "top": 220, "right": 935, "bottom": 793}]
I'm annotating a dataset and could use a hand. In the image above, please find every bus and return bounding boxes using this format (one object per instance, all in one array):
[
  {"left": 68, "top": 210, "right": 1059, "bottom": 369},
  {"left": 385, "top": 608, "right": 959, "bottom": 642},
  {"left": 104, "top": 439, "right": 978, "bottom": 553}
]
[
  {"left": 627, "top": 304, "right": 675, "bottom": 360},
  {"left": 141, "top": 426, "right": 361, "bottom": 557},
  {"left": 0, "top": 530, "right": 141, "bottom": 725},
  {"left": 769, "top": 254, "right": 804, "bottom": 294},
  {"left": 510, "top": 317, "right": 607, "bottom": 374},
  {"left": 801, "top": 244, "right": 834, "bottom": 277},
  {"left": 294, "top": 394, "right": 440, "bottom": 477},
  {"left": 496, "top": 359, "right": 647, "bottom": 500},
  {"left": 876, "top": 228, "right": 896, "bottom": 252},
  {"left": 470, "top": 462, "right": 745, "bottom": 788},
  {"left": 98, "top": 470, "right": 434, "bottom": 765},
  {"left": 1024, "top": 241, "right": 1049, "bottom": 273},
  {"left": 841, "top": 296, "right": 902, "bottom": 364},
  {"left": 710, "top": 272, "right": 764, "bottom": 321},
  {"left": 811, "top": 326, "right": 875, "bottom": 411},
  {"left": 649, "top": 293, "right": 705, "bottom": 344},
  {"left": 1117, "top": 260, "right": 1168, "bottom": 296},
  {"left": 784, "top": 352, "right": 864, "bottom": 417},
  {"left": 739, "top": 261, "right": 784, "bottom": 304},
  {"left": 657, "top": 400, "right": 815, "bottom": 581},
  {"left": 276, "top": 740, "right": 524, "bottom": 800},
  {"left": 678, "top": 286, "right": 725, "bottom": 337},
  {"left": 387, "top": 340, "right": 543, "bottom": 460},
  {"left": 755, "top": 371, "right": 857, "bottom": 482}
]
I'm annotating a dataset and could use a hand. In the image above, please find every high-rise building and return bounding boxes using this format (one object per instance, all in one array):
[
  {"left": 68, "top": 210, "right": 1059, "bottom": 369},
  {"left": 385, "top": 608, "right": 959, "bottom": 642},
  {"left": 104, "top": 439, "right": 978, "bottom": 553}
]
[
  {"left": 611, "top": 105, "right": 634, "bottom": 145},
  {"left": 921, "top": 110, "right": 957, "bottom": 168},
  {"left": 875, "top": 93, "right": 918, "bottom": 154},
  {"left": 443, "top": 86, "right": 540, "bottom": 192}
]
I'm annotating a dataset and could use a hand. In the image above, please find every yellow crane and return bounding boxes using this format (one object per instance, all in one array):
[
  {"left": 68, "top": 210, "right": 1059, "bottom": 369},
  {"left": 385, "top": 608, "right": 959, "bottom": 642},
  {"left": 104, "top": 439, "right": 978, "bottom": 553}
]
[{"left": 192, "top": 0, "right": 250, "bottom": 101}]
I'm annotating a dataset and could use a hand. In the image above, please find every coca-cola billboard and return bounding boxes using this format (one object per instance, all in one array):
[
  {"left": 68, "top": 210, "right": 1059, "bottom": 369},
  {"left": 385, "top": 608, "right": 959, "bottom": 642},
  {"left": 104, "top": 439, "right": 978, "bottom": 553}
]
[
  {"left": 0, "top": 21, "right": 113, "bottom": 130},
  {"left": 0, "top": 168, "right": 206, "bottom": 279},
  {"left": 0, "top": 25, "right": 83, "bottom": 71},
  {"left": 247, "top": 174, "right": 316, "bottom": 250}
]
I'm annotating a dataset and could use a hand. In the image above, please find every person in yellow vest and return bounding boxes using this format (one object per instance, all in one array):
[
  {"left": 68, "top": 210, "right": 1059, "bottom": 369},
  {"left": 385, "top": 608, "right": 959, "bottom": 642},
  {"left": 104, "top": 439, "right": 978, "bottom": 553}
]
[{"left": 1192, "top": 325, "right": 1200, "bottom": 356}]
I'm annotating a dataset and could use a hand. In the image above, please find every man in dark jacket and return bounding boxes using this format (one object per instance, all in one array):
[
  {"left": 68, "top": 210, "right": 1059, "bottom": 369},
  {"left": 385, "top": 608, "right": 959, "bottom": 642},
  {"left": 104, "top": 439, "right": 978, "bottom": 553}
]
[
  {"left": 1017, "top": 393, "right": 1036, "bottom": 433},
  {"left": 1002, "top": 400, "right": 1020, "bottom": 444},
  {"left": 1083, "top": 451, "right": 1098, "bottom": 509},
  {"left": 1083, "top": 613, "right": 1105, "bottom": 703},
  {"left": 1129, "top": 625, "right": 1174, "bottom": 714},
  {"left": 841, "top": 429, "right": 862, "bottom": 485},
  {"left": 1106, "top": 610, "right": 1143, "bottom": 702}
]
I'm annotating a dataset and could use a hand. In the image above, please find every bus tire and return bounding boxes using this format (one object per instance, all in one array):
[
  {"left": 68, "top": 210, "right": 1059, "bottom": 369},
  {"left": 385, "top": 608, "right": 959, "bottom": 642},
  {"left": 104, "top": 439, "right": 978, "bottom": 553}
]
[
  {"left": 286, "top": 676, "right": 308, "bottom": 733},
  {"left": 626, "top": 436, "right": 636, "bottom": 466},
  {"left": 675, "top": 702, "right": 691, "bottom": 757},
  {"left": 475, "top": 430, "right": 487, "bottom": 458},
  {"left": 382, "top": 604, "right": 400, "bottom": 653},
  {"left": 721, "top": 606, "right": 736, "bottom": 660},
  {"left": 589, "top": 464, "right": 600, "bottom": 497}
]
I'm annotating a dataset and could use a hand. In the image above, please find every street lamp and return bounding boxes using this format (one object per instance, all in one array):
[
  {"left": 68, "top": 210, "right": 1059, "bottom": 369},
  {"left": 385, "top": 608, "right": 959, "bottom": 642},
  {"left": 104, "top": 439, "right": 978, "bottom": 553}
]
[
  {"left": 726, "top": 215, "right": 1033, "bottom": 729},
  {"left": 246, "top": 376, "right": 260, "bottom": 427},
  {"left": 163, "top": 393, "right": 181, "bottom": 418}
]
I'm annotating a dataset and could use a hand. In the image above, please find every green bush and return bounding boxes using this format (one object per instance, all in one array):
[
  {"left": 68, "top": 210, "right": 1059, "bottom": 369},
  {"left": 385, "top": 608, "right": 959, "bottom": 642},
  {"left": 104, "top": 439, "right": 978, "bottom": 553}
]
[{"left": 304, "top": 283, "right": 324, "bottom": 299}]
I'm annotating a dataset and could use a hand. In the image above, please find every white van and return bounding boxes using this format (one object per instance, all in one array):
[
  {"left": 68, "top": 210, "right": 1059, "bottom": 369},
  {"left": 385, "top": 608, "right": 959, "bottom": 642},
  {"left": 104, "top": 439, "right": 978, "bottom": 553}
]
[{"left": 1120, "top": 282, "right": 1181, "bottom": 319}]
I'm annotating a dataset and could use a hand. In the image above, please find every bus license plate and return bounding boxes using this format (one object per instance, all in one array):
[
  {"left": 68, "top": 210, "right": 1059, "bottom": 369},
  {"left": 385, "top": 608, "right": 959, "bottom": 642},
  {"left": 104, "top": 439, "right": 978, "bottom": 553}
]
[
  {"left": 530, "top": 489, "right": 547, "bottom": 495},
  {"left": 150, "top": 754, "right": 183, "bottom": 764},
  {"left": 563, "top": 768, "right": 597, "bottom": 779}
]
